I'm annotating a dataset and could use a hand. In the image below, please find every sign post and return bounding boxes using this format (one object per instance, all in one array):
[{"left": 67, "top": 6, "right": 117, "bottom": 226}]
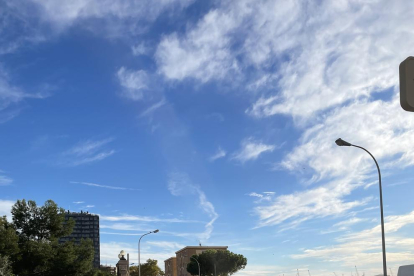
[{"left": 400, "top": 56, "right": 414, "bottom": 112}]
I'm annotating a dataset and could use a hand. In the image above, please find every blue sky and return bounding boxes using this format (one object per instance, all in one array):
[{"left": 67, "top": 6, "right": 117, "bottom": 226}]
[{"left": 1, "top": 0, "right": 414, "bottom": 275}]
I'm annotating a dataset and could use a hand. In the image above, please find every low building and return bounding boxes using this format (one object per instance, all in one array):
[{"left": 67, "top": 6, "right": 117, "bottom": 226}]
[
  {"left": 100, "top": 265, "right": 117, "bottom": 275},
  {"left": 164, "top": 257, "right": 177, "bottom": 276},
  {"left": 167, "top": 245, "right": 228, "bottom": 276}
]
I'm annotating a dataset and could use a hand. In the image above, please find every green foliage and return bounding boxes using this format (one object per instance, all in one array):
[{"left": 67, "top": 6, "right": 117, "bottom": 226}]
[
  {"left": 0, "top": 216, "right": 19, "bottom": 257},
  {"left": 130, "top": 259, "right": 165, "bottom": 276},
  {"left": 187, "top": 250, "right": 247, "bottom": 276},
  {"left": 11, "top": 199, "right": 74, "bottom": 242},
  {"left": 0, "top": 255, "right": 14, "bottom": 276},
  {"left": 5, "top": 199, "right": 95, "bottom": 276},
  {"left": 86, "top": 269, "right": 113, "bottom": 276}
]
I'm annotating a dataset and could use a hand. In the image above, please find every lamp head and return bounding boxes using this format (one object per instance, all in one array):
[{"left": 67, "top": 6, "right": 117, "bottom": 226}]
[
  {"left": 335, "top": 138, "right": 352, "bottom": 147},
  {"left": 153, "top": 229, "right": 159, "bottom": 233}
]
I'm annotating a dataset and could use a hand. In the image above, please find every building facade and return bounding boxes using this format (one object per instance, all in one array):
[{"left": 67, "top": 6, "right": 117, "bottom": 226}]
[
  {"left": 168, "top": 246, "right": 228, "bottom": 276},
  {"left": 59, "top": 211, "right": 100, "bottom": 268},
  {"left": 164, "top": 257, "right": 177, "bottom": 276}
]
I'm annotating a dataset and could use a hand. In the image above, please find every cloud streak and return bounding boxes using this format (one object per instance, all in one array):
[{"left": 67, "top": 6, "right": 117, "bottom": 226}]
[
  {"left": 168, "top": 172, "right": 218, "bottom": 240},
  {"left": 70, "top": 181, "right": 139, "bottom": 191},
  {"left": 209, "top": 147, "right": 226, "bottom": 162},
  {"left": 232, "top": 138, "right": 275, "bottom": 163},
  {"left": 61, "top": 138, "right": 115, "bottom": 166}
]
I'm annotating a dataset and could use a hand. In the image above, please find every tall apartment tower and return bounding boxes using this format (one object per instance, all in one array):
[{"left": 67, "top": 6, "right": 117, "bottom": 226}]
[{"left": 59, "top": 211, "right": 100, "bottom": 268}]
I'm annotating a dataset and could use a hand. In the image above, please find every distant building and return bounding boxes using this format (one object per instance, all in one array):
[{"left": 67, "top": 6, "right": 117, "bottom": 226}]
[
  {"left": 166, "top": 245, "right": 228, "bottom": 276},
  {"left": 100, "top": 265, "right": 116, "bottom": 275},
  {"left": 164, "top": 257, "right": 177, "bottom": 276},
  {"left": 59, "top": 210, "right": 100, "bottom": 268},
  {"left": 398, "top": 264, "right": 414, "bottom": 276}
]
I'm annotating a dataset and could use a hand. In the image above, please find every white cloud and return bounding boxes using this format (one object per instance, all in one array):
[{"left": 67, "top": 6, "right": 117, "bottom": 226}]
[
  {"left": 0, "top": 199, "right": 14, "bottom": 221},
  {"left": 70, "top": 181, "right": 139, "bottom": 191},
  {"left": 146, "top": 241, "right": 185, "bottom": 250},
  {"left": 168, "top": 172, "right": 218, "bottom": 240},
  {"left": 61, "top": 138, "right": 115, "bottom": 166},
  {"left": 28, "top": 0, "right": 194, "bottom": 33},
  {"left": 117, "top": 67, "right": 148, "bottom": 101},
  {"left": 247, "top": 192, "right": 273, "bottom": 203},
  {"left": 153, "top": 0, "right": 414, "bottom": 120},
  {"left": 254, "top": 179, "right": 371, "bottom": 229},
  {"left": 209, "top": 147, "right": 226, "bottom": 162},
  {"left": 0, "top": 175, "right": 13, "bottom": 186},
  {"left": 251, "top": 95, "right": 414, "bottom": 229},
  {"left": 248, "top": 192, "right": 263, "bottom": 198},
  {"left": 0, "top": 66, "right": 47, "bottom": 121},
  {"left": 131, "top": 42, "right": 149, "bottom": 56},
  {"left": 139, "top": 98, "right": 167, "bottom": 117},
  {"left": 232, "top": 138, "right": 275, "bottom": 163},
  {"left": 73, "top": 201, "right": 84, "bottom": 204},
  {"left": 156, "top": 9, "right": 240, "bottom": 82},
  {"left": 85, "top": 205, "right": 95, "bottom": 208},
  {"left": 100, "top": 223, "right": 148, "bottom": 231},
  {"left": 291, "top": 210, "right": 414, "bottom": 274},
  {"left": 100, "top": 214, "right": 198, "bottom": 224}
]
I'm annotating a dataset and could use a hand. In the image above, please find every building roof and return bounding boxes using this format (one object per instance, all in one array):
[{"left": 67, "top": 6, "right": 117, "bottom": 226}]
[
  {"left": 164, "top": 257, "right": 177, "bottom": 262},
  {"left": 175, "top": 246, "right": 228, "bottom": 254}
]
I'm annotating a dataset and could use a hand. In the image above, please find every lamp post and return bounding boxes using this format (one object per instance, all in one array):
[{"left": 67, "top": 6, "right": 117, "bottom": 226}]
[
  {"left": 138, "top": 229, "right": 159, "bottom": 276},
  {"left": 335, "top": 138, "right": 387, "bottom": 276},
  {"left": 190, "top": 256, "right": 201, "bottom": 276}
]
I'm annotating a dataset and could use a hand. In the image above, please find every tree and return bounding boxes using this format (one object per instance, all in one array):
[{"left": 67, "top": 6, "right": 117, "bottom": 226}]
[
  {"left": 187, "top": 250, "right": 247, "bottom": 276},
  {"left": 11, "top": 199, "right": 74, "bottom": 242},
  {"left": 130, "top": 259, "right": 165, "bottom": 276},
  {"left": 0, "top": 255, "right": 14, "bottom": 276},
  {"left": 7, "top": 199, "right": 95, "bottom": 276},
  {"left": 0, "top": 216, "right": 19, "bottom": 257}
]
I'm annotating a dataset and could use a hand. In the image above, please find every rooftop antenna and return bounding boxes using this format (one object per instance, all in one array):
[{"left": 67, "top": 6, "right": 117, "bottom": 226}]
[
  {"left": 355, "top": 265, "right": 360, "bottom": 276},
  {"left": 199, "top": 241, "right": 202, "bottom": 246}
]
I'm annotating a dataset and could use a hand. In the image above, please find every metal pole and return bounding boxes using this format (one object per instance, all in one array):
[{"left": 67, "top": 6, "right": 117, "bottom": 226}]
[
  {"left": 138, "top": 231, "right": 155, "bottom": 276},
  {"left": 352, "top": 145, "right": 387, "bottom": 276},
  {"left": 190, "top": 257, "right": 200, "bottom": 276}
]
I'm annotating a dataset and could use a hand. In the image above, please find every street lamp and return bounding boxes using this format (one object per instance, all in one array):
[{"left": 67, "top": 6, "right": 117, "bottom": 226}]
[
  {"left": 138, "top": 229, "right": 159, "bottom": 276},
  {"left": 190, "top": 256, "right": 201, "bottom": 276},
  {"left": 335, "top": 138, "right": 387, "bottom": 276}
]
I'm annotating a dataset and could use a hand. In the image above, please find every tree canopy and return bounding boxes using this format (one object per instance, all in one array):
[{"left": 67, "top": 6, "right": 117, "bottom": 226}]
[
  {"left": 130, "top": 259, "right": 165, "bottom": 276},
  {"left": 0, "top": 199, "right": 95, "bottom": 276},
  {"left": 187, "top": 250, "right": 247, "bottom": 276}
]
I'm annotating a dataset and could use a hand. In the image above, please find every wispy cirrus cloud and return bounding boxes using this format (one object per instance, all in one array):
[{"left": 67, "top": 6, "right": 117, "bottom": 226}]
[
  {"left": 291, "top": 210, "right": 414, "bottom": 274},
  {"left": 70, "top": 181, "right": 139, "bottom": 191},
  {"left": 209, "top": 147, "right": 226, "bottom": 162},
  {"left": 100, "top": 214, "right": 199, "bottom": 224},
  {"left": 117, "top": 67, "right": 148, "bottom": 101},
  {"left": 139, "top": 98, "right": 167, "bottom": 117},
  {"left": 61, "top": 138, "right": 115, "bottom": 166},
  {"left": 232, "top": 138, "right": 275, "bottom": 163},
  {"left": 168, "top": 172, "right": 218, "bottom": 240},
  {"left": 247, "top": 192, "right": 274, "bottom": 203},
  {"left": 0, "top": 66, "right": 48, "bottom": 122},
  {"left": 0, "top": 174, "right": 13, "bottom": 186}
]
